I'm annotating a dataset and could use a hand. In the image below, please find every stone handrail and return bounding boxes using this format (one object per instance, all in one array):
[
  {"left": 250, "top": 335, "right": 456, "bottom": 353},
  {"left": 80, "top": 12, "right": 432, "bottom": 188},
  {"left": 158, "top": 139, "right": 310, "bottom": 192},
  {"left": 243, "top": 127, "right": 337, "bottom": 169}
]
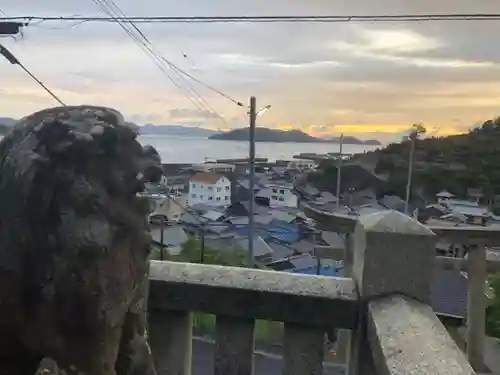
[
  {"left": 367, "top": 295, "right": 474, "bottom": 375},
  {"left": 147, "top": 210, "right": 477, "bottom": 375},
  {"left": 305, "top": 203, "right": 496, "bottom": 372},
  {"left": 148, "top": 261, "right": 358, "bottom": 375}
]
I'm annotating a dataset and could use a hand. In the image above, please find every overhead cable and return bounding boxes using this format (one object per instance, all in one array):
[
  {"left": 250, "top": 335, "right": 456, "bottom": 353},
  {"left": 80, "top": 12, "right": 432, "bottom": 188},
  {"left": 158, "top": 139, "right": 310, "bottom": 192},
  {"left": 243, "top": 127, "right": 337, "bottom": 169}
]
[
  {"left": 4, "top": 14, "right": 500, "bottom": 23},
  {"left": 0, "top": 43, "right": 66, "bottom": 106}
]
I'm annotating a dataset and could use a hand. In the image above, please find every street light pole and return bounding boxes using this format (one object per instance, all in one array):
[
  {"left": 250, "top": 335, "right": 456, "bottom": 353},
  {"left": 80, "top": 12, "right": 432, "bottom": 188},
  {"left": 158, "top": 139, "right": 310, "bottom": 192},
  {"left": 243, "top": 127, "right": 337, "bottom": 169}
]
[
  {"left": 247, "top": 96, "right": 257, "bottom": 267},
  {"left": 336, "top": 134, "right": 344, "bottom": 209}
]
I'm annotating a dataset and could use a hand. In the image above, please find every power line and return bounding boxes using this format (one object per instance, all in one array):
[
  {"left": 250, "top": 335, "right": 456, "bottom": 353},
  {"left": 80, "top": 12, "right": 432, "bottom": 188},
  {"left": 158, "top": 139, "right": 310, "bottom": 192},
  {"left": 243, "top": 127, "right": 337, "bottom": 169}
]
[
  {"left": 4, "top": 14, "right": 500, "bottom": 23},
  {"left": 90, "top": 0, "right": 213, "bottom": 117},
  {"left": 89, "top": 0, "right": 243, "bottom": 110},
  {"left": 0, "top": 43, "right": 66, "bottom": 106}
]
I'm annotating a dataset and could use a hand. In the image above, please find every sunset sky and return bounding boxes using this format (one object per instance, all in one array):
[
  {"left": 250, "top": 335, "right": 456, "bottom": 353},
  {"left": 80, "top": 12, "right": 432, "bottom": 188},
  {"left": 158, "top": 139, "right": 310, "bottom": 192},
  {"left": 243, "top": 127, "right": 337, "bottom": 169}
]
[{"left": 1, "top": 0, "right": 500, "bottom": 142}]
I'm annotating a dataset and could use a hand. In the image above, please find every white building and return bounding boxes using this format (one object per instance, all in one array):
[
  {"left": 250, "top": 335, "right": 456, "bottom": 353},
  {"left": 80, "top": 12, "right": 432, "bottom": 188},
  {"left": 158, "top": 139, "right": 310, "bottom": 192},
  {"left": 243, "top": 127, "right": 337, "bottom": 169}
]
[
  {"left": 256, "top": 183, "right": 299, "bottom": 208},
  {"left": 287, "top": 159, "right": 315, "bottom": 171},
  {"left": 192, "top": 163, "right": 235, "bottom": 173},
  {"left": 188, "top": 172, "right": 231, "bottom": 207}
]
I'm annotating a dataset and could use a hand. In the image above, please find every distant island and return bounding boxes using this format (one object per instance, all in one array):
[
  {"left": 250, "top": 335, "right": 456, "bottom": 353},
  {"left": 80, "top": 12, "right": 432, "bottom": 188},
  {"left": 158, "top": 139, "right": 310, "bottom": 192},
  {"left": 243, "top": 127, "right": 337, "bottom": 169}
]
[
  {"left": 0, "top": 117, "right": 16, "bottom": 135},
  {"left": 209, "top": 127, "right": 381, "bottom": 145},
  {"left": 139, "top": 124, "right": 217, "bottom": 137}
]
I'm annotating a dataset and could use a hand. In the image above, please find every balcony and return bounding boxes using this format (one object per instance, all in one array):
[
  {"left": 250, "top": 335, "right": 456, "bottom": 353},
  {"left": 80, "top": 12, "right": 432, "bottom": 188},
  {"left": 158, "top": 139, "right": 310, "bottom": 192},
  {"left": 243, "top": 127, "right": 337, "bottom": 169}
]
[{"left": 147, "top": 210, "right": 485, "bottom": 375}]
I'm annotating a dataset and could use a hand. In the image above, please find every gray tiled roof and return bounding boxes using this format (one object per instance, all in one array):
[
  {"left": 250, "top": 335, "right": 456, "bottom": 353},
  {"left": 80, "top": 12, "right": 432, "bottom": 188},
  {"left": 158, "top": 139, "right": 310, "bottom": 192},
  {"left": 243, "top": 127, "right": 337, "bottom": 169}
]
[
  {"left": 431, "top": 267, "right": 468, "bottom": 318},
  {"left": 321, "top": 231, "right": 345, "bottom": 250}
]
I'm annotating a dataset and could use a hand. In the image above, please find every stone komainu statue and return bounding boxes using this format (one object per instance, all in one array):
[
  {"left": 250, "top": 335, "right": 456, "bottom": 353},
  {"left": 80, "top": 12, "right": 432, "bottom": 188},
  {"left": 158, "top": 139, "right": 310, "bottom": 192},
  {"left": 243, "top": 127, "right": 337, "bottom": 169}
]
[{"left": 0, "top": 106, "right": 161, "bottom": 375}]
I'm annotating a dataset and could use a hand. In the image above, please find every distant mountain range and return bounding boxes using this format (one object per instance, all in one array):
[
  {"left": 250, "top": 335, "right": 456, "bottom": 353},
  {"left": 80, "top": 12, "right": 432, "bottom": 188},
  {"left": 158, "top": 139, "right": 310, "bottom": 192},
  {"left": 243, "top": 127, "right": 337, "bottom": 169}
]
[
  {"left": 210, "top": 127, "right": 381, "bottom": 145},
  {"left": 139, "top": 124, "right": 218, "bottom": 137},
  {"left": 0, "top": 117, "right": 16, "bottom": 126},
  {"left": 0, "top": 119, "right": 381, "bottom": 145},
  {"left": 0, "top": 117, "right": 16, "bottom": 134}
]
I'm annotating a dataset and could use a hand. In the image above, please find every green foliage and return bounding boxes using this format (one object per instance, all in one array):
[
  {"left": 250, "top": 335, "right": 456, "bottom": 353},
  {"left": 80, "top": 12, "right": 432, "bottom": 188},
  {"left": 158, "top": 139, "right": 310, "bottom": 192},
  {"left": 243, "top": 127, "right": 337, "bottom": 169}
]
[
  {"left": 167, "top": 237, "right": 247, "bottom": 266},
  {"left": 486, "top": 274, "right": 500, "bottom": 338},
  {"left": 374, "top": 118, "right": 500, "bottom": 198},
  {"left": 151, "top": 235, "right": 282, "bottom": 343}
]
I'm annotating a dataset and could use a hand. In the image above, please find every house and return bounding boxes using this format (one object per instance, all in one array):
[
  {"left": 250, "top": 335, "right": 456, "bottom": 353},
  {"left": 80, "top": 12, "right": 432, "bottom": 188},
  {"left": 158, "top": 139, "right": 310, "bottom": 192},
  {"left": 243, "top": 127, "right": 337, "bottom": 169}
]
[
  {"left": 442, "top": 200, "right": 490, "bottom": 225},
  {"left": 287, "top": 159, "right": 315, "bottom": 171},
  {"left": 188, "top": 172, "right": 231, "bottom": 208},
  {"left": 192, "top": 163, "right": 235, "bottom": 173},
  {"left": 256, "top": 183, "right": 299, "bottom": 208},
  {"left": 148, "top": 194, "right": 187, "bottom": 224},
  {"left": 145, "top": 175, "right": 169, "bottom": 194},
  {"left": 467, "top": 187, "right": 484, "bottom": 204},
  {"left": 150, "top": 225, "right": 189, "bottom": 255},
  {"left": 436, "top": 190, "right": 455, "bottom": 204},
  {"left": 235, "top": 236, "right": 274, "bottom": 264},
  {"left": 379, "top": 195, "right": 406, "bottom": 212},
  {"left": 431, "top": 267, "right": 468, "bottom": 321},
  {"left": 165, "top": 175, "right": 189, "bottom": 194}
]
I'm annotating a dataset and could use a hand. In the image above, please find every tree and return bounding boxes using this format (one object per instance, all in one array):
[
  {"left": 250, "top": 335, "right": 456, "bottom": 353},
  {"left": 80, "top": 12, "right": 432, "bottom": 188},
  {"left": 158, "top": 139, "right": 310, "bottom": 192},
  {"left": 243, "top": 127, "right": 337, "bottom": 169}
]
[
  {"left": 167, "top": 237, "right": 247, "bottom": 267},
  {"left": 486, "top": 274, "right": 500, "bottom": 338}
]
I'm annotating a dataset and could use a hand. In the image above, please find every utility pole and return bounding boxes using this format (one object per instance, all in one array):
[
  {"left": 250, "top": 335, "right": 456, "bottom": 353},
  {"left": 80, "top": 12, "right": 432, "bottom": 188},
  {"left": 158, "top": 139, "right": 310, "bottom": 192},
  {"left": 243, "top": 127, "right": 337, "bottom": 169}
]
[
  {"left": 405, "top": 136, "right": 416, "bottom": 215},
  {"left": 247, "top": 96, "right": 257, "bottom": 268},
  {"left": 159, "top": 216, "right": 165, "bottom": 260},
  {"left": 336, "top": 134, "right": 344, "bottom": 209},
  {"left": 404, "top": 124, "right": 426, "bottom": 215},
  {"left": 200, "top": 230, "right": 205, "bottom": 263}
]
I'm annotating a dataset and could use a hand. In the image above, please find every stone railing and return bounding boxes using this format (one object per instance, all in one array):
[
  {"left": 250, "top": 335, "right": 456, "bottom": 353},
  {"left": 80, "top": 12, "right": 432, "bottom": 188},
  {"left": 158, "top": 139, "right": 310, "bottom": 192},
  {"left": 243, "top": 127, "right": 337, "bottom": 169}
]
[
  {"left": 307, "top": 204, "right": 500, "bottom": 373},
  {"left": 147, "top": 210, "right": 476, "bottom": 375}
]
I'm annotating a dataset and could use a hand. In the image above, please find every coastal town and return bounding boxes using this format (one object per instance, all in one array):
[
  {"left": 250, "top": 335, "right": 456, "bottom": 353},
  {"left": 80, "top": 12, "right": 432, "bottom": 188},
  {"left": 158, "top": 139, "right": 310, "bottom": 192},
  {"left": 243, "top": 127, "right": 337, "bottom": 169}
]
[
  {"left": 3, "top": 1, "right": 500, "bottom": 373},
  {"left": 143, "top": 150, "right": 500, "bottom": 355}
]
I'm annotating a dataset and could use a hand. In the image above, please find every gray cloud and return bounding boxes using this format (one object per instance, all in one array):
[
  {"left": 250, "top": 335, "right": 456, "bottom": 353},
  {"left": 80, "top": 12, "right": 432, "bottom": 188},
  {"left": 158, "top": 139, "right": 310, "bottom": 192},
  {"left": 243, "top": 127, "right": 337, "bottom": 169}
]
[
  {"left": 2, "top": 0, "right": 500, "bottom": 141},
  {"left": 169, "top": 108, "right": 222, "bottom": 119}
]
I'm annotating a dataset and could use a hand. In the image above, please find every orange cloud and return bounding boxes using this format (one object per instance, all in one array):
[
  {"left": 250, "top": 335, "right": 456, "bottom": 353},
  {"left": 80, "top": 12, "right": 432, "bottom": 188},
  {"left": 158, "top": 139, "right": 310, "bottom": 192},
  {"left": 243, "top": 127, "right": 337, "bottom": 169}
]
[{"left": 274, "top": 122, "right": 467, "bottom": 139}]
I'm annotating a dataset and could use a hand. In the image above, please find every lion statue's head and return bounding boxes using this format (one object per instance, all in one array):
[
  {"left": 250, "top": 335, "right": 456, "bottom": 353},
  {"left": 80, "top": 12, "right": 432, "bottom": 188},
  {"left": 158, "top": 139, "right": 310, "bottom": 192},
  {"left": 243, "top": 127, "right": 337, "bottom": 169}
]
[{"left": 0, "top": 105, "right": 161, "bottom": 375}]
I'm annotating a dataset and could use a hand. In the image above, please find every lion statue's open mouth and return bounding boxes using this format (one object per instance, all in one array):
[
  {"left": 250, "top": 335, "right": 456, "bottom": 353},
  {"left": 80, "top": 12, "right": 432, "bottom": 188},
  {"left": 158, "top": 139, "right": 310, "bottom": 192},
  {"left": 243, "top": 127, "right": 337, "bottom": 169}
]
[{"left": 0, "top": 105, "right": 160, "bottom": 375}]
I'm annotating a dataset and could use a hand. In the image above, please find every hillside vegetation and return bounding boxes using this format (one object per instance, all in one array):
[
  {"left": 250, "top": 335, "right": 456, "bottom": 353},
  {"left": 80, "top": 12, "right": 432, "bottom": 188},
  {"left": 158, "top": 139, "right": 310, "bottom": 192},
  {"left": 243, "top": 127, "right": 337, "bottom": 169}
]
[{"left": 373, "top": 117, "right": 500, "bottom": 199}]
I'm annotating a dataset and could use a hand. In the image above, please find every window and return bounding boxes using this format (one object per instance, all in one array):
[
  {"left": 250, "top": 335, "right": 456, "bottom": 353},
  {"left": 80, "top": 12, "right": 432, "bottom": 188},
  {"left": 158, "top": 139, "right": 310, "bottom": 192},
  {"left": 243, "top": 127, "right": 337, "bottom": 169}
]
[
  {"left": 216, "top": 197, "right": 221, "bottom": 201},
  {"left": 208, "top": 186, "right": 213, "bottom": 190},
  {"left": 192, "top": 183, "right": 196, "bottom": 188},
  {"left": 271, "top": 195, "right": 278, "bottom": 200},
  {"left": 225, "top": 186, "right": 230, "bottom": 191},
  {"left": 225, "top": 196, "right": 229, "bottom": 200},
  {"left": 278, "top": 197, "right": 284, "bottom": 201},
  {"left": 200, "top": 184, "right": 204, "bottom": 188},
  {"left": 279, "top": 189, "right": 285, "bottom": 194},
  {"left": 272, "top": 188, "right": 277, "bottom": 193},
  {"left": 192, "top": 194, "right": 196, "bottom": 198},
  {"left": 200, "top": 195, "right": 204, "bottom": 199},
  {"left": 217, "top": 187, "right": 221, "bottom": 192},
  {"left": 208, "top": 197, "right": 213, "bottom": 200}
]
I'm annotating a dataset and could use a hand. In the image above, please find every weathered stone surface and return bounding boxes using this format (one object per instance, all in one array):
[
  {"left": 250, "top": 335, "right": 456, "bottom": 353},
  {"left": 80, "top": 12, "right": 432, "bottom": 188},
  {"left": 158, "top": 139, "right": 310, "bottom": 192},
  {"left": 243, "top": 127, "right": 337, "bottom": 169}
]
[
  {"left": 348, "top": 211, "right": 437, "bottom": 375},
  {"left": 0, "top": 106, "right": 161, "bottom": 375},
  {"left": 149, "top": 261, "right": 359, "bottom": 329},
  {"left": 367, "top": 295, "right": 474, "bottom": 375},
  {"left": 352, "top": 210, "right": 436, "bottom": 304}
]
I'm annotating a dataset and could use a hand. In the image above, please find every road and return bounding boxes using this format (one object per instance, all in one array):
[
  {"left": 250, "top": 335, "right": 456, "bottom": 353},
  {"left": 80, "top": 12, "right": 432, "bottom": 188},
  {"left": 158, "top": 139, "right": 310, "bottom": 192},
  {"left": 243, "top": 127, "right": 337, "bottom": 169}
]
[{"left": 177, "top": 339, "right": 346, "bottom": 375}]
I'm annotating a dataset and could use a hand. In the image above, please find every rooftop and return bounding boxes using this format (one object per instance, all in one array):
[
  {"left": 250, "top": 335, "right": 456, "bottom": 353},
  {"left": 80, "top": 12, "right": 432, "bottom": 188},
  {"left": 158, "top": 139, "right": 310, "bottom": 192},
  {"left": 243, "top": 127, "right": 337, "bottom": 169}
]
[{"left": 190, "top": 172, "right": 225, "bottom": 184}]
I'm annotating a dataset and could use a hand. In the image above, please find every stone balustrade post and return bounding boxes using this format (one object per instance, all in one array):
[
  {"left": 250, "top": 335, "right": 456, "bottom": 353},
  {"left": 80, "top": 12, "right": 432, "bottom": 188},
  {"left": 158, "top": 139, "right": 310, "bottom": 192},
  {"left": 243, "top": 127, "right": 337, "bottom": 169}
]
[{"left": 347, "top": 210, "right": 436, "bottom": 375}]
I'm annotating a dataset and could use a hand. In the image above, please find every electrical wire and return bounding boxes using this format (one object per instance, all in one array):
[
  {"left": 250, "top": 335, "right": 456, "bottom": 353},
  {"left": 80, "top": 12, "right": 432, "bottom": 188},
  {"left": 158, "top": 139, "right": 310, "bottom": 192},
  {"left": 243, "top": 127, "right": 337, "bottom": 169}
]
[
  {"left": 90, "top": 0, "right": 214, "bottom": 117},
  {"left": 0, "top": 43, "right": 66, "bottom": 106},
  {"left": 90, "top": 0, "right": 243, "bottom": 113},
  {"left": 4, "top": 14, "right": 500, "bottom": 23},
  {"left": 98, "top": 0, "right": 217, "bottom": 118}
]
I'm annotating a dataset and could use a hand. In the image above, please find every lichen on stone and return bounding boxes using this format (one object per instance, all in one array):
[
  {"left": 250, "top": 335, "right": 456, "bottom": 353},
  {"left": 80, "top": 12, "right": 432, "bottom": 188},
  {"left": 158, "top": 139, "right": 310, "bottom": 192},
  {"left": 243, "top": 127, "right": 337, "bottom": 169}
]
[{"left": 0, "top": 105, "right": 159, "bottom": 375}]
